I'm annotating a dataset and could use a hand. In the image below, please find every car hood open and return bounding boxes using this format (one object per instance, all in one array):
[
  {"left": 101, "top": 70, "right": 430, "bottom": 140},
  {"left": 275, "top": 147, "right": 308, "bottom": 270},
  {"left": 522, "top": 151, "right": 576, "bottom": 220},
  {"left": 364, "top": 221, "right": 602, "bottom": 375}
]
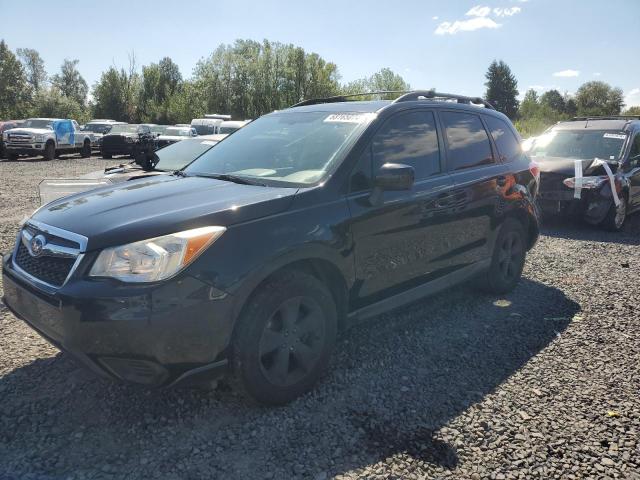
[
  {"left": 534, "top": 156, "right": 619, "bottom": 176},
  {"left": 31, "top": 175, "right": 298, "bottom": 251}
]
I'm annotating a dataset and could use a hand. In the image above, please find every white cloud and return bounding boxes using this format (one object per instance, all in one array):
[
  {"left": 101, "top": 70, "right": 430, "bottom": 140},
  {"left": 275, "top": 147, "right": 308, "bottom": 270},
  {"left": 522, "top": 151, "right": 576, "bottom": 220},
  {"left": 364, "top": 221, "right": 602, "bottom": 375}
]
[
  {"left": 435, "top": 17, "right": 501, "bottom": 35},
  {"left": 432, "top": 15, "right": 439, "bottom": 20},
  {"left": 466, "top": 5, "right": 491, "bottom": 17},
  {"left": 593, "top": 72, "right": 601, "bottom": 77},
  {"left": 626, "top": 88, "right": 640, "bottom": 107},
  {"left": 553, "top": 69, "right": 580, "bottom": 77},
  {"left": 493, "top": 7, "right": 521, "bottom": 16}
]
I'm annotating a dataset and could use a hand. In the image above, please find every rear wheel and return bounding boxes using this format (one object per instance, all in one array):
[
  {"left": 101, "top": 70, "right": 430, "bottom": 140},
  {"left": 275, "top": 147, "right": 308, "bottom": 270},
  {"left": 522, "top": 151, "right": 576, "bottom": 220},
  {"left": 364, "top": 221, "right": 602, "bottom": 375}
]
[
  {"left": 231, "top": 270, "right": 337, "bottom": 405},
  {"left": 478, "top": 218, "right": 526, "bottom": 294},
  {"left": 601, "top": 196, "right": 627, "bottom": 232},
  {"left": 43, "top": 142, "right": 55, "bottom": 161},
  {"left": 80, "top": 140, "right": 91, "bottom": 158}
]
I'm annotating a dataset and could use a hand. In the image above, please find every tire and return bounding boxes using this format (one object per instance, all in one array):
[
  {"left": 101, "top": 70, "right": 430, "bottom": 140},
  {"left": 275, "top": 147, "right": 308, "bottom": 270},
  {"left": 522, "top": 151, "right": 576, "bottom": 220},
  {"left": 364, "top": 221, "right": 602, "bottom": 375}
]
[
  {"left": 601, "top": 195, "right": 627, "bottom": 232},
  {"left": 231, "top": 270, "right": 338, "bottom": 405},
  {"left": 80, "top": 140, "right": 91, "bottom": 158},
  {"left": 43, "top": 142, "right": 55, "bottom": 161},
  {"left": 7, "top": 152, "right": 18, "bottom": 161},
  {"left": 478, "top": 218, "right": 526, "bottom": 294},
  {"left": 102, "top": 153, "right": 112, "bottom": 159}
]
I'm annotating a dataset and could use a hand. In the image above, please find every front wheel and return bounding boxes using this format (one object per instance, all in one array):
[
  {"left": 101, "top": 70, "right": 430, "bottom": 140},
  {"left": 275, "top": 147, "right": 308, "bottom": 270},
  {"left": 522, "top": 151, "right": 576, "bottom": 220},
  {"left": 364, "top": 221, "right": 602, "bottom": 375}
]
[
  {"left": 231, "top": 270, "right": 337, "bottom": 405},
  {"left": 43, "top": 142, "right": 55, "bottom": 161},
  {"left": 478, "top": 218, "right": 526, "bottom": 294},
  {"left": 601, "top": 196, "right": 627, "bottom": 232},
  {"left": 7, "top": 152, "right": 18, "bottom": 161}
]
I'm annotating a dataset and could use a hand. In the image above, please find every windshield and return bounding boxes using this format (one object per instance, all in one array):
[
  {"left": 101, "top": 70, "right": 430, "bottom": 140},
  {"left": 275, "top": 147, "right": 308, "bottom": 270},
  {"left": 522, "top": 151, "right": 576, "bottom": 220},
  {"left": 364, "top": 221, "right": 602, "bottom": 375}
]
[
  {"left": 219, "top": 126, "right": 239, "bottom": 134},
  {"left": 164, "top": 127, "right": 193, "bottom": 137},
  {"left": 530, "top": 130, "right": 627, "bottom": 161},
  {"left": 83, "top": 123, "right": 114, "bottom": 134},
  {"left": 150, "top": 125, "right": 168, "bottom": 134},
  {"left": 155, "top": 138, "right": 219, "bottom": 171},
  {"left": 185, "top": 111, "right": 373, "bottom": 186},
  {"left": 109, "top": 124, "right": 139, "bottom": 135},
  {"left": 24, "top": 119, "right": 53, "bottom": 129},
  {"left": 192, "top": 124, "right": 216, "bottom": 135}
]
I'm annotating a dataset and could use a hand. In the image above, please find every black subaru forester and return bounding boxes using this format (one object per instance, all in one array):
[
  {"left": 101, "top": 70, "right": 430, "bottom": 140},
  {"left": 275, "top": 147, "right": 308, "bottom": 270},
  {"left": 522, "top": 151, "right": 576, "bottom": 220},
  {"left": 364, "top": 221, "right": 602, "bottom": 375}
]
[{"left": 2, "top": 91, "right": 540, "bottom": 405}]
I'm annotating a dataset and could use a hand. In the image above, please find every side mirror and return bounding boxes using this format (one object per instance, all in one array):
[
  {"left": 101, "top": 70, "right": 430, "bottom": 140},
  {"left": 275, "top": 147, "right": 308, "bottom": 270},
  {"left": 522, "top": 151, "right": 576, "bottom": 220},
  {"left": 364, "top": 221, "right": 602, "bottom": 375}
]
[{"left": 374, "top": 163, "right": 415, "bottom": 191}]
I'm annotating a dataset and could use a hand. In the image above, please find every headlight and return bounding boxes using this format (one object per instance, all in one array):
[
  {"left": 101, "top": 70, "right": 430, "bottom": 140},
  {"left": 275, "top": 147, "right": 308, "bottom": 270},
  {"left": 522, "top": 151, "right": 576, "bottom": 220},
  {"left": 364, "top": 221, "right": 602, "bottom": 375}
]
[
  {"left": 563, "top": 176, "right": 608, "bottom": 189},
  {"left": 89, "top": 226, "right": 226, "bottom": 282},
  {"left": 34, "top": 134, "right": 46, "bottom": 142}
]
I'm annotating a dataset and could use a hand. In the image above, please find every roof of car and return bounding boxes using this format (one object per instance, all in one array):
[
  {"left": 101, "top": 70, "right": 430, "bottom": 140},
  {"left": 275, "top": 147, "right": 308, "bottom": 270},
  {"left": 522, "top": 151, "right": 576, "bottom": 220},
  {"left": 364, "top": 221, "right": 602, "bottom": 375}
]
[{"left": 552, "top": 117, "right": 640, "bottom": 132}]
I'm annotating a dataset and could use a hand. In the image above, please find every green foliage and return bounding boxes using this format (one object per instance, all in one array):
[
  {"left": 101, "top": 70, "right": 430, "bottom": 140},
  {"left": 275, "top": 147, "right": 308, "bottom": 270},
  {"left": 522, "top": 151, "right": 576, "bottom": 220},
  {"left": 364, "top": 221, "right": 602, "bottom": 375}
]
[
  {"left": 623, "top": 106, "right": 640, "bottom": 115},
  {"left": 16, "top": 48, "right": 47, "bottom": 93},
  {"left": 484, "top": 60, "right": 519, "bottom": 119},
  {"left": 342, "top": 68, "right": 410, "bottom": 100},
  {"left": 51, "top": 59, "right": 88, "bottom": 106},
  {"left": 0, "top": 40, "right": 31, "bottom": 119},
  {"left": 540, "top": 89, "right": 565, "bottom": 114},
  {"left": 91, "top": 60, "right": 140, "bottom": 122},
  {"left": 33, "top": 87, "right": 89, "bottom": 123},
  {"left": 139, "top": 57, "right": 183, "bottom": 123},
  {"left": 574, "top": 81, "right": 624, "bottom": 116}
]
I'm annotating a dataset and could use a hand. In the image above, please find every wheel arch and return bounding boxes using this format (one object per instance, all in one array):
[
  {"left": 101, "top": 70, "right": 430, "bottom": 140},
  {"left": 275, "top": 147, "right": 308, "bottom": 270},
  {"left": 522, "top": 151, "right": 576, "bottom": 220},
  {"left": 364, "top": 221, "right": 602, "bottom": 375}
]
[{"left": 504, "top": 207, "right": 538, "bottom": 251}]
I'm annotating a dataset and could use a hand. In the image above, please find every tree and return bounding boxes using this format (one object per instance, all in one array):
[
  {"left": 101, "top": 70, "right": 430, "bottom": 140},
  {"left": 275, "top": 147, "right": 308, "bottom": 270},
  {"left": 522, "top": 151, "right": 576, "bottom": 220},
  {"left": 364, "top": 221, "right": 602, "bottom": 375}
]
[
  {"left": 139, "top": 57, "right": 183, "bottom": 123},
  {"left": 519, "top": 89, "right": 539, "bottom": 119},
  {"left": 540, "top": 89, "right": 565, "bottom": 114},
  {"left": 484, "top": 60, "right": 519, "bottom": 119},
  {"left": 342, "top": 68, "right": 410, "bottom": 100},
  {"left": 91, "top": 57, "right": 140, "bottom": 123},
  {"left": 623, "top": 106, "right": 640, "bottom": 115},
  {"left": 33, "top": 87, "right": 88, "bottom": 123},
  {"left": 0, "top": 40, "right": 31, "bottom": 119},
  {"left": 17, "top": 47, "right": 47, "bottom": 93},
  {"left": 574, "top": 81, "right": 624, "bottom": 116},
  {"left": 51, "top": 59, "right": 88, "bottom": 106}
]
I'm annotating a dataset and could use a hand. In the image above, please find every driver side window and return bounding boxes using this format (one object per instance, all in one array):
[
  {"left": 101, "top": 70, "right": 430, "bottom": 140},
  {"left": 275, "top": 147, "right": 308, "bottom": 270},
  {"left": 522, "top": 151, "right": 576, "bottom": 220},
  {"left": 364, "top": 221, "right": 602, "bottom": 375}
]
[{"left": 629, "top": 134, "right": 640, "bottom": 168}]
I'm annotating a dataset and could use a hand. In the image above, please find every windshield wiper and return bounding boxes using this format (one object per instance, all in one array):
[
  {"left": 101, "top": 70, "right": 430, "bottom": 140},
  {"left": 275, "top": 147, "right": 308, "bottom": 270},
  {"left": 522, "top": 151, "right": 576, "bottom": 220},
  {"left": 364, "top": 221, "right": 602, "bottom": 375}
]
[{"left": 191, "top": 173, "right": 266, "bottom": 186}]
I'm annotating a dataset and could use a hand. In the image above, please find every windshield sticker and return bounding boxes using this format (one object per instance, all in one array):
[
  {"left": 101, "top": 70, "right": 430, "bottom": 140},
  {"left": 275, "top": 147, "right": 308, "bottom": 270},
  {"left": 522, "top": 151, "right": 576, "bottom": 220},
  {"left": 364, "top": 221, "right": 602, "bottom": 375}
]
[
  {"left": 324, "top": 113, "right": 374, "bottom": 124},
  {"left": 603, "top": 133, "right": 626, "bottom": 140},
  {"left": 201, "top": 140, "right": 217, "bottom": 145}
]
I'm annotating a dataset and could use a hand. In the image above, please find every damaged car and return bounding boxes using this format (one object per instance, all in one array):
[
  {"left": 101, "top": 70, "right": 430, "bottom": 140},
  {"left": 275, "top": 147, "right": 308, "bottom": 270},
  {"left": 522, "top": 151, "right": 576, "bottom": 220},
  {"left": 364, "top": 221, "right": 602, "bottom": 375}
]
[
  {"left": 100, "top": 123, "right": 157, "bottom": 160},
  {"left": 532, "top": 117, "right": 640, "bottom": 231}
]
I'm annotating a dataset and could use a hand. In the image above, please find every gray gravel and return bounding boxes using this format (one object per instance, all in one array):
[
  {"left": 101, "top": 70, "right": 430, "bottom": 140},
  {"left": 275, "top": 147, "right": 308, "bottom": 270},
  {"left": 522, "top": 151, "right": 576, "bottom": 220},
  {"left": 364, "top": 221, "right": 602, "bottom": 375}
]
[{"left": 1, "top": 155, "right": 639, "bottom": 480}]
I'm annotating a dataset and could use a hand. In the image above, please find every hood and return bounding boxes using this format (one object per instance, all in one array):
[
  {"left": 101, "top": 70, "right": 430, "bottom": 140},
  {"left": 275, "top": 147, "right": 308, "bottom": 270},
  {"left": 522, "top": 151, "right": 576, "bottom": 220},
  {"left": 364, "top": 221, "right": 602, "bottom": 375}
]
[
  {"left": 6, "top": 127, "right": 52, "bottom": 136},
  {"left": 534, "top": 156, "right": 619, "bottom": 177},
  {"left": 31, "top": 174, "right": 298, "bottom": 251}
]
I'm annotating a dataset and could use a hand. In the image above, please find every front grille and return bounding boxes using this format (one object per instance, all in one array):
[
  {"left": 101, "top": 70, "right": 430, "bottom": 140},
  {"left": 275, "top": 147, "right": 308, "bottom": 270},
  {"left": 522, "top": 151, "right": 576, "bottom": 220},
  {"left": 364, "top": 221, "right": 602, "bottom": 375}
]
[
  {"left": 14, "top": 242, "right": 76, "bottom": 287},
  {"left": 539, "top": 172, "right": 569, "bottom": 192},
  {"left": 8, "top": 134, "right": 32, "bottom": 143}
]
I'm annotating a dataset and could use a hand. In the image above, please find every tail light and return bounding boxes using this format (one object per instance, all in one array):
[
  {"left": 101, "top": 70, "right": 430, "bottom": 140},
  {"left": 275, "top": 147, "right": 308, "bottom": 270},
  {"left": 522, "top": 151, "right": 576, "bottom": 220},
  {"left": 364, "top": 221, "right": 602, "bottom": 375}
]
[{"left": 528, "top": 160, "right": 540, "bottom": 183}]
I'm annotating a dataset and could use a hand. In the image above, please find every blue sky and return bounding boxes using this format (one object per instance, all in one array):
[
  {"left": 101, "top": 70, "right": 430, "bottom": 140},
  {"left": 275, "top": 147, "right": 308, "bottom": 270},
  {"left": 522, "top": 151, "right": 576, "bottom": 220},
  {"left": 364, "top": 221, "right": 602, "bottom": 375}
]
[{"left": 2, "top": 0, "right": 639, "bottom": 106}]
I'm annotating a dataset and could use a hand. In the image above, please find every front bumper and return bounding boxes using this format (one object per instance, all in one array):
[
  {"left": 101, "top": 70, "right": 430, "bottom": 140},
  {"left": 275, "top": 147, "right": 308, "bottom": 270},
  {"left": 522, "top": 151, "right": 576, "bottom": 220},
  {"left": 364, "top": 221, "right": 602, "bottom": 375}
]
[
  {"left": 6, "top": 144, "right": 46, "bottom": 156},
  {"left": 101, "top": 144, "right": 134, "bottom": 156},
  {"left": 537, "top": 188, "right": 611, "bottom": 224},
  {"left": 2, "top": 253, "right": 235, "bottom": 387}
]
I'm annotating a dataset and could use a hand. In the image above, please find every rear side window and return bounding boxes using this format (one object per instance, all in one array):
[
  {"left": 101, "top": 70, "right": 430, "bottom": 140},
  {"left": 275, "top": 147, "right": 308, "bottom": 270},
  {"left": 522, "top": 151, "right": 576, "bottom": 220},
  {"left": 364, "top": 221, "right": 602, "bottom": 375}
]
[
  {"left": 484, "top": 115, "right": 521, "bottom": 162},
  {"left": 372, "top": 110, "right": 441, "bottom": 180},
  {"left": 441, "top": 111, "right": 494, "bottom": 171}
]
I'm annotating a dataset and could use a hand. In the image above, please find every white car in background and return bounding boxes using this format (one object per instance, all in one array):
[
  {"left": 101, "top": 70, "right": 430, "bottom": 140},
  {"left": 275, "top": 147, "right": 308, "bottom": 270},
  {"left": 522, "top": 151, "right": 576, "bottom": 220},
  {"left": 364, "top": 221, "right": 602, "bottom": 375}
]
[
  {"left": 156, "top": 126, "right": 198, "bottom": 149},
  {"left": 218, "top": 120, "right": 251, "bottom": 134},
  {"left": 38, "top": 134, "right": 227, "bottom": 205},
  {"left": 191, "top": 114, "right": 231, "bottom": 135}
]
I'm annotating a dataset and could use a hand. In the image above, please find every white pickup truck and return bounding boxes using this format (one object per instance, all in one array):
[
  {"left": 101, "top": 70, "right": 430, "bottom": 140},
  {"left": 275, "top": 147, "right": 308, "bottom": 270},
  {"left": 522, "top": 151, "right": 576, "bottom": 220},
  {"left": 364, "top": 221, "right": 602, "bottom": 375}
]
[{"left": 2, "top": 118, "right": 93, "bottom": 160}]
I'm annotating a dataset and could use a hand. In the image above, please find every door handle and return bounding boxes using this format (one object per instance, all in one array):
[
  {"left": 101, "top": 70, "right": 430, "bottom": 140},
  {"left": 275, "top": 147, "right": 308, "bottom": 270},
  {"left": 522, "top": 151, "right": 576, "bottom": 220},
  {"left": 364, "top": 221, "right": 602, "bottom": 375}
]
[{"left": 496, "top": 176, "right": 507, "bottom": 187}]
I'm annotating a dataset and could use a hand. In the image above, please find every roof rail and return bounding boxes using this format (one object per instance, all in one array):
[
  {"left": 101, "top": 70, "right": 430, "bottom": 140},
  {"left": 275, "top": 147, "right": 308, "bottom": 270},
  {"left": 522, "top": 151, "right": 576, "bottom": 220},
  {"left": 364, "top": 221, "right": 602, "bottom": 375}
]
[
  {"left": 571, "top": 116, "right": 640, "bottom": 121},
  {"left": 290, "top": 90, "right": 496, "bottom": 110},
  {"left": 393, "top": 90, "right": 495, "bottom": 110},
  {"left": 290, "top": 91, "right": 410, "bottom": 108}
]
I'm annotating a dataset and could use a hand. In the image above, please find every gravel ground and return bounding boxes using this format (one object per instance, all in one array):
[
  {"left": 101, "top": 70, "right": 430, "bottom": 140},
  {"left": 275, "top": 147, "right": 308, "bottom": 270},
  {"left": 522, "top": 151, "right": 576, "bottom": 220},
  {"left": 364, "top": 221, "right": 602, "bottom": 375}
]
[{"left": 0, "top": 155, "right": 639, "bottom": 480}]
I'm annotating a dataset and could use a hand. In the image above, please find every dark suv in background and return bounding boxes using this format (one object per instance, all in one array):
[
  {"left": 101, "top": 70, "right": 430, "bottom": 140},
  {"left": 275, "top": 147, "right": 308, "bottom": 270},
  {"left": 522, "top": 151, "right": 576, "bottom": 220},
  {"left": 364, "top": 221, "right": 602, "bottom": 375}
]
[
  {"left": 2, "top": 90, "right": 540, "bottom": 405},
  {"left": 531, "top": 116, "right": 640, "bottom": 230}
]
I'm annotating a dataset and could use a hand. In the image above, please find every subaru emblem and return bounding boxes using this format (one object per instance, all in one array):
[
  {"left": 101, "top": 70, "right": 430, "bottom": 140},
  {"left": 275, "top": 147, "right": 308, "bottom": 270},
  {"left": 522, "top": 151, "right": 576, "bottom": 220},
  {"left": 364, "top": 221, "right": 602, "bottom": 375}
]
[{"left": 30, "top": 234, "right": 46, "bottom": 257}]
